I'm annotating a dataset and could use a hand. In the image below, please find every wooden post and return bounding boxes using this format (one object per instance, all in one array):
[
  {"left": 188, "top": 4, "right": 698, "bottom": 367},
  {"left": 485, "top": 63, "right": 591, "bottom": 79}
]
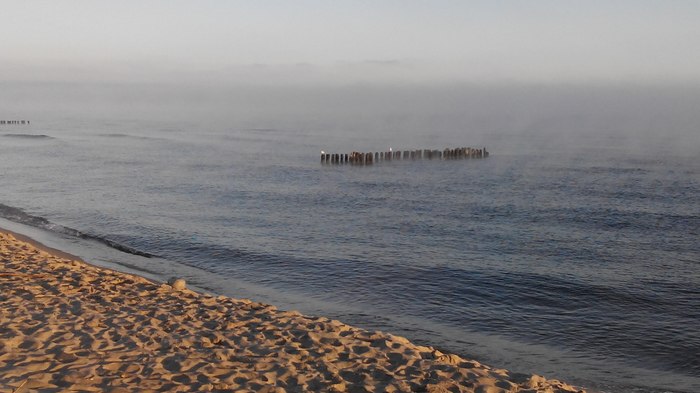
[{"left": 319, "top": 146, "right": 488, "bottom": 164}]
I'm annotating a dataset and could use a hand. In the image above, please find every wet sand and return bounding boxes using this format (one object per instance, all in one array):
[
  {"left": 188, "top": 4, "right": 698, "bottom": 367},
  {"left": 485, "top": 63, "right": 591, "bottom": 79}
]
[{"left": 0, "top": 230, "right": 586, "bottom": 392}]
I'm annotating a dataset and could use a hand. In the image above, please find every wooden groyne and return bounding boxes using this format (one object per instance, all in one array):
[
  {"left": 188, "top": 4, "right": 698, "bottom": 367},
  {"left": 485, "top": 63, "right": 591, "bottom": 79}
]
[{"left": 321, "top": 147, "right": 488, "bottom": 165}]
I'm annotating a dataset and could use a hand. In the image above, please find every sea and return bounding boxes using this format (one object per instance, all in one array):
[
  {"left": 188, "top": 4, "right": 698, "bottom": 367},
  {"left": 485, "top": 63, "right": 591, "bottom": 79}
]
[{"left": 1, "top": 83, "right": 699, "bottom": 393}]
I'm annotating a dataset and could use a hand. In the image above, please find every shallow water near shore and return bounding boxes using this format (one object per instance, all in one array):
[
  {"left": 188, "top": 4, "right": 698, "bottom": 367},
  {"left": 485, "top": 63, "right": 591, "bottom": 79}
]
[{"left": 1, "top": 86, "right": 699, "bottom": 393}]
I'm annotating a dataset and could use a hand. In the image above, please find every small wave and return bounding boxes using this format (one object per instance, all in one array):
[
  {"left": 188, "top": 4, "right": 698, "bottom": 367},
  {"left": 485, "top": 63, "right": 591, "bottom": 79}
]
[
  {"left": 245, "top": 128, "right": 279, "bottom": 133},
  {"left": 99, "top": 133, "right": 163, "bottom": 141},
  {"left": 588, "top": 166, "right": 649, "bottom": 175},
  {"left": 3, "top": 133, "right": 54, "bottom": 139},
  {"left": 0, "top": 203, "right": 154, "bottom": 258},
  {"left": 101, "top": 133, "right": 131, "bottom": 138}
]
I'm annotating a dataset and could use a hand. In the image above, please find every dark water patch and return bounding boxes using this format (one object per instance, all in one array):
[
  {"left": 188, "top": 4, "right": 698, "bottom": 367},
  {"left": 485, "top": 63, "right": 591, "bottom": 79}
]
[{"left": 0, "top": 203, "right": 154, "bottom": 258}]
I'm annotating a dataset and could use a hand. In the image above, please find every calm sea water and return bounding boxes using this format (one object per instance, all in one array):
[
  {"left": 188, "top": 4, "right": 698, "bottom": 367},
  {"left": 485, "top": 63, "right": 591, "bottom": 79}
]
[{"left": 1, "top": 89, "right": 699, "bottom": 392}]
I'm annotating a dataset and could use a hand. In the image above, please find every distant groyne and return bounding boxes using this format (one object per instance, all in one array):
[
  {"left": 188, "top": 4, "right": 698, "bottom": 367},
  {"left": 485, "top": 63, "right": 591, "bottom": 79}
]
[{"left": 320, "top": 147, "right": 488, "bottom": 165}]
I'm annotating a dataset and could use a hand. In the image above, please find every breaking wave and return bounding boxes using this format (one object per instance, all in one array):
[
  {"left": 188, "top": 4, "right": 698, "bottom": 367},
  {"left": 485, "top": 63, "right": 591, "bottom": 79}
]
[
  {"left": 0, "top": 203, "right": 154, "bottom": 258},
  {"left": 3, "top": 133, "right": 54, "bottom": 139}
]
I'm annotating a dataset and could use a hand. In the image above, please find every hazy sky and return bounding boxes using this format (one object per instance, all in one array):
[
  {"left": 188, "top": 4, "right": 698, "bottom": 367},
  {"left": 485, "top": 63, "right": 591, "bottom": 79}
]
[{"left": 2, "top": 1, "right": 700, "bottom": 84}]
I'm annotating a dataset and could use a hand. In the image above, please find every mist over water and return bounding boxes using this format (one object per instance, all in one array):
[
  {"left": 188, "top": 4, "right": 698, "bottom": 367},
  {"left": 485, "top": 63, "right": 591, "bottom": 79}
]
[
  {"left": 4, "top": 82, "right": 700, "bottom": 156},
  {"left": 1, "top": 83, "right": 699, "bottom": 393}
]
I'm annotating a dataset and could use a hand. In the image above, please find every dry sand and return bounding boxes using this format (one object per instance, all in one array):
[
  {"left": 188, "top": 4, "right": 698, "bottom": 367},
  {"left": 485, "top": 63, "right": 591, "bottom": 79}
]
[{"left": 0, "top": 231, "right": 586, "bottom": 392}]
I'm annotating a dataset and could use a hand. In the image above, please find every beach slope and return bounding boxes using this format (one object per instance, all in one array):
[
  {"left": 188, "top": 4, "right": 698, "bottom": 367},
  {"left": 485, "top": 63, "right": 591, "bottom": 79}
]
[{"left": 0, "top": 231, "right": 585, "bottom": 392}]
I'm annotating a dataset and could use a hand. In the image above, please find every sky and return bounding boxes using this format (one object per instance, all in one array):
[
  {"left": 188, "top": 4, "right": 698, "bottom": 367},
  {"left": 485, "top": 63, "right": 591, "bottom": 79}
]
[{"left": 2, "top": 1, "right": 700, "bottom": 85}]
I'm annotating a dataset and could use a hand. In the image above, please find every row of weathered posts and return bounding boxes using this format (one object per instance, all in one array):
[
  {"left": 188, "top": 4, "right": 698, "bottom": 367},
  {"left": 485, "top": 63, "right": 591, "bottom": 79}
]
[{"left": 321, "top": 147, "right": 488, "bottom": 165}]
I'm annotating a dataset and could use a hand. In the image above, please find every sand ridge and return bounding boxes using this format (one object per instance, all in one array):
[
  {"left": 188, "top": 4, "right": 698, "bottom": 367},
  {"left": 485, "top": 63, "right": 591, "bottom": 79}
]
[{"left": 0, "top": 232, "right": 586, "bottom": 392}]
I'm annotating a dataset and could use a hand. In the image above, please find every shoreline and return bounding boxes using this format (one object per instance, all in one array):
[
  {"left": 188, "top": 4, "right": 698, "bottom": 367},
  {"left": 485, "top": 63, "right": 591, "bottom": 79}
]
[
  {"left": 0, "top": 226, "right": 159, "bottom": 286},
  {"left": 0, "top": 229, "right": 586, "bottom": 392}
]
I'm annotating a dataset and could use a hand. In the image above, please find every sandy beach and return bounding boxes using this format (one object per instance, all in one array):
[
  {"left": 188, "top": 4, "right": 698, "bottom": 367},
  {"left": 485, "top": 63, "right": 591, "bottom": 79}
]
[{"left": 0, "top": 230, "right": 585, "bottom": 393}]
